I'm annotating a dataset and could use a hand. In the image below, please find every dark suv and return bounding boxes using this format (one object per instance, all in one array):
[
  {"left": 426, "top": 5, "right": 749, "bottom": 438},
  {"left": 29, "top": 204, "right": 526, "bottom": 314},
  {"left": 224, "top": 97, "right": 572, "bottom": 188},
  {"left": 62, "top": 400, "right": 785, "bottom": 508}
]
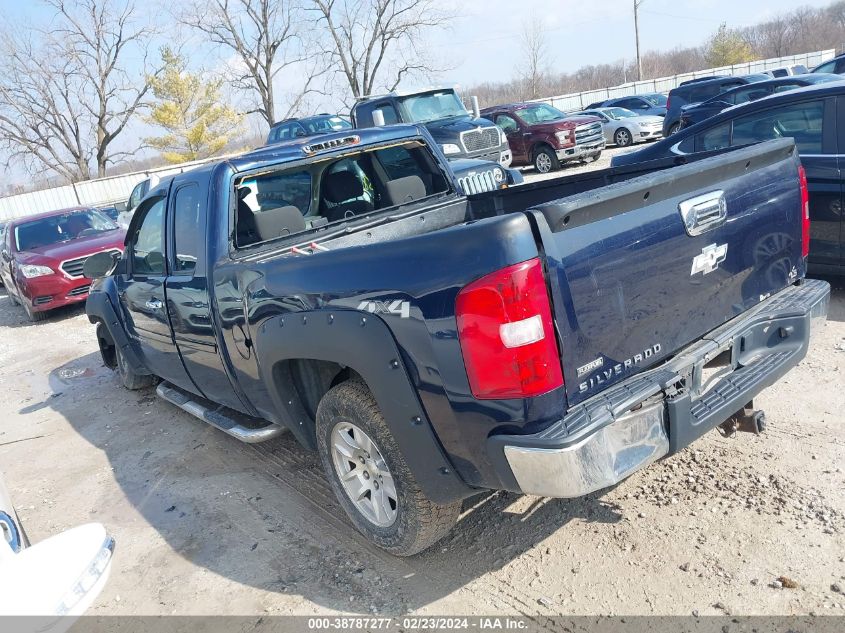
[
  {"left": 266, "top": 114, "right": 352, "bottom": 145},
  {"left": 664, "top": 75, "right": 765, "bottom": 136},
  {"left": 678, "top": 74, "right": 841, "bottom": 129}
]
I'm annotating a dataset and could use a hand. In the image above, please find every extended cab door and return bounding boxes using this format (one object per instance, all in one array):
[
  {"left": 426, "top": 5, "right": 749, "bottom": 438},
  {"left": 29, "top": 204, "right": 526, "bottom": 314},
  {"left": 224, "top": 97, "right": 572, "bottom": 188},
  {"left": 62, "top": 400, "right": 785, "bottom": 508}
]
[
  {"left": 116, "top": 193, "right": 194, "bottom": 389},
  {"left": 164, "top": 181, "right": 247, "bottom": 412}
]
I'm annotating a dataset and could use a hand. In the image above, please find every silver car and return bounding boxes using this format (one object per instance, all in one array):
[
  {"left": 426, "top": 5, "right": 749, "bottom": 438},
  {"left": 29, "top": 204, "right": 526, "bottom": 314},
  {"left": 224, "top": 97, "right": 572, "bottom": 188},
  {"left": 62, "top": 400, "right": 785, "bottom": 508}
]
[{"left": 575, "top": 107, "right": 664, "bottom": 147}]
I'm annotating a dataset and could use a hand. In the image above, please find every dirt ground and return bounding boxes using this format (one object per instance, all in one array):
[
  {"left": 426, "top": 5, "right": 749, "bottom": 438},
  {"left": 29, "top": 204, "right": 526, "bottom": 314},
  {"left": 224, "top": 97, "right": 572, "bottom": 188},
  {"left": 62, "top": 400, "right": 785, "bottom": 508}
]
[{"left": 1, "top": 161, "right": 843, "bottom": 616}]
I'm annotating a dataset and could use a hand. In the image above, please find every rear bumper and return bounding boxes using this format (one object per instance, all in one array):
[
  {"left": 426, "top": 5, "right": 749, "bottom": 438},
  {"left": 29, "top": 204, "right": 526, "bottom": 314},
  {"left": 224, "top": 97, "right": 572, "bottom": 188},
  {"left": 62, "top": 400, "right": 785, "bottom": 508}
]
[{"left": 489, "top": 279, "right": 830, "bottom": 498}]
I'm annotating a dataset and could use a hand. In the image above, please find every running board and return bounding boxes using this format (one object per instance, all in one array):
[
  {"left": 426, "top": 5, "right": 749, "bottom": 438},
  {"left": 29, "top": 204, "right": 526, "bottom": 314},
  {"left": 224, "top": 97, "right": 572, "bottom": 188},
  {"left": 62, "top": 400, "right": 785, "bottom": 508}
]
[{"left": 156, "top": 382, "right": 285, "bottom": 444}]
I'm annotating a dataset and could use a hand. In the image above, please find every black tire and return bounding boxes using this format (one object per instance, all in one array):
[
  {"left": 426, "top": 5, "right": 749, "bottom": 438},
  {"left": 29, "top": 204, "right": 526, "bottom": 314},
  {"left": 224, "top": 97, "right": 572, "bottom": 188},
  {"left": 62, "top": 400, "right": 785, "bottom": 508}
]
[
  {"left": 668, "top": 122, "right": 681, "bottom": 135},
  {"left": 533, "top": 146, "right": 560, "bottom": 174},
  {"left": 22, "top": 301, "right": 48, "bottom": 322},
  {"left": 614, "top": 127, "right": 633, "bottom": 147},
  {"left": 316, "top": 380, "right": 461, "bottom": 556},
  {"left": 115, "top": 345, "right": 155, "bottom": 390}
]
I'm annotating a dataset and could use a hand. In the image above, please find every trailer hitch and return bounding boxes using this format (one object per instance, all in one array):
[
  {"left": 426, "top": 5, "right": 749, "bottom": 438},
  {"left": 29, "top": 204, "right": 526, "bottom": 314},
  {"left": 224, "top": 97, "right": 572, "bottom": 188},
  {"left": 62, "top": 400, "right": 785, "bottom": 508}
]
[{"left": 718, "top": 403, "right": 767, "bottom": 437}]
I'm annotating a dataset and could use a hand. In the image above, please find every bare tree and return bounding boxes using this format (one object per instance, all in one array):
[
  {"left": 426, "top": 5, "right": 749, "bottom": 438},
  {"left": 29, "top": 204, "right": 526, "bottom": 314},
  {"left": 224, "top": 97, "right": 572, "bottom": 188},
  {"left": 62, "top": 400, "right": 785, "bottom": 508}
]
[
  {"left": 518, "top": 19, "right": 548, "bottom": 100},
  {"left": 181, "top": 0, "right": 320, "bottom": 127},
  {"left": 51, "top": 0, "right": 155, "bottom": 178},
  {"left": 0, "top": 0, "right": 155, "bottom": 181},
  {"left": 310, "top": 0, "right": 449, "bottom": 102}
]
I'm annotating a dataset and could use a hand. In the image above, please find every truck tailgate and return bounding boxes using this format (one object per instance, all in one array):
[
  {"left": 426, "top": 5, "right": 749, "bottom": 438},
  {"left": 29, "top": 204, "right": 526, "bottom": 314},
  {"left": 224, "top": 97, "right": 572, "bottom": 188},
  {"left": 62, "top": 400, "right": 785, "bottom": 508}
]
[{"left": 529, "top": 139, "right": 806, "bottom": 407}]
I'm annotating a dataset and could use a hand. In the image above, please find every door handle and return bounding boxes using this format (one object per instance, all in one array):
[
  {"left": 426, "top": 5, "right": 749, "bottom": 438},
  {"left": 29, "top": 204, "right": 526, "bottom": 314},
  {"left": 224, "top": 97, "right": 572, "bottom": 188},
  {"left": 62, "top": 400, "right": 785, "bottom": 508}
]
[
  {"left": 145, "top": 298, "right": 163, "bottom": 310},
  {"left": 678, "top": 190, "right": 727, "bottom": 236}
]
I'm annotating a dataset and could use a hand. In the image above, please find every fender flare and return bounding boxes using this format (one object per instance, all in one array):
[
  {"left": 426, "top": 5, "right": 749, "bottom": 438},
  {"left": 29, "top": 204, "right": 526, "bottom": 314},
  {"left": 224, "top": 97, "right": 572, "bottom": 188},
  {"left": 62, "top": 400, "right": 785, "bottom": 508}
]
[
  {"left": 85, "top": 288, "right": 151, "bottom": 376},
  {"left": 253, "top": 310, "right": 473, "bottom": 504}
]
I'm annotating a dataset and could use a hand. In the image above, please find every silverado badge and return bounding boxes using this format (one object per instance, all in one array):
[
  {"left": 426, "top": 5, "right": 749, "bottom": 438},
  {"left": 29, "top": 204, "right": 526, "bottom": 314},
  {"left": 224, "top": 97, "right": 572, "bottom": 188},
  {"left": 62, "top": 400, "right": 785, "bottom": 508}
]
[{"left": 690, "top": 243, "right": 728, "bottom": 276}]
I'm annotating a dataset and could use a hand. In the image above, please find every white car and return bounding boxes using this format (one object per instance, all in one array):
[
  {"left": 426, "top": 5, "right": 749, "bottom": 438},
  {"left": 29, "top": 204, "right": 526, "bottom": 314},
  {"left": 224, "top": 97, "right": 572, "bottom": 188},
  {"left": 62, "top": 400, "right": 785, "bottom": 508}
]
[
  {"left": 574, "top": 107, "right": 664, "bottom": 147},
  {"left": 0, "top": 471, "right": 114, "bottom": 631}
]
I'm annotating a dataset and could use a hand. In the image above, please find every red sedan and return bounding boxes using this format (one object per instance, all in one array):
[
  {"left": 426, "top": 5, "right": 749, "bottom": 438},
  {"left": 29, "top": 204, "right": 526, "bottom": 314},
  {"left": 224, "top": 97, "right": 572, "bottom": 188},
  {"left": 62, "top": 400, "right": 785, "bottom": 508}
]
[{"left": 0, "top": 207, "right": 125, "bottom": 321}]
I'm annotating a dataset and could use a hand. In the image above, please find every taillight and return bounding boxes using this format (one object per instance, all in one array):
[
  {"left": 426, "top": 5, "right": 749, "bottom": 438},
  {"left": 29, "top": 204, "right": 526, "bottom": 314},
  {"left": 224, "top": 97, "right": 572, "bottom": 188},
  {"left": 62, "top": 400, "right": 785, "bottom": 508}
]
[
  {"left": 798, "top": 164, "right": 810, "bottom": 258},
  {"left": 455, "top": 258, "right": 564, "bottom": 399}
]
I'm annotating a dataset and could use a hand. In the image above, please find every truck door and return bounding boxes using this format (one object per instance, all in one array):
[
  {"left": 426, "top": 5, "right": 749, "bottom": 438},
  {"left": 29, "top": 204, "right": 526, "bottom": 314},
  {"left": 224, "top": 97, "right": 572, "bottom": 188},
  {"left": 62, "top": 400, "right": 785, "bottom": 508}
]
[
  {"left": 164, "top": 181, "right": 247, "bottom": 413},
  {"left": 495, "top": 114, "right": 527, "bottom": 163},
  {"left": 116, "top": 193, "right": 194, "bottom": 390}
]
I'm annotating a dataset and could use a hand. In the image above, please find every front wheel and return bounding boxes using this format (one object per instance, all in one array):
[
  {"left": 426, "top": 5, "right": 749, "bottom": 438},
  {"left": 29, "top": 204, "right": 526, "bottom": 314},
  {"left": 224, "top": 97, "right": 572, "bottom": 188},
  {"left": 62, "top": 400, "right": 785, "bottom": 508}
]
[
  {"left": 614, "top": 127, "right": 633, "bottom": 147},
  {"left": 316, "top": 380, "right": 461, "bottom": 556},
  {"left": 115, "top": 345, "right": 155, "bottom": 390},
  {"left": 533, "top": 147, "right": 560, "bottom": 174},
  {"left": 22, "top": 301, "right": 48, "bottom": 323}
]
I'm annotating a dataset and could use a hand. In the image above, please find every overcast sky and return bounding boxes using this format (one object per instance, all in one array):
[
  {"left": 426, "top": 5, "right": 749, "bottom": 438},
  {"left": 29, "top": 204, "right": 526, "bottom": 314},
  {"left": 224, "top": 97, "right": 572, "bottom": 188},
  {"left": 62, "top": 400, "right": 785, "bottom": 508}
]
[{"left": 436, "top": 0, "right": 838, "bottom": 88}]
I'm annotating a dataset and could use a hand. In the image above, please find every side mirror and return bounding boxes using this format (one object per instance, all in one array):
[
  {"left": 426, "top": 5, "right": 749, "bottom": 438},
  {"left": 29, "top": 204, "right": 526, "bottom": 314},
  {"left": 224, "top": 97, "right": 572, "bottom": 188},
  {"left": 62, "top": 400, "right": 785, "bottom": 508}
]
[{"left": 83, "top": 251, "right": 119, "bottom": 279}]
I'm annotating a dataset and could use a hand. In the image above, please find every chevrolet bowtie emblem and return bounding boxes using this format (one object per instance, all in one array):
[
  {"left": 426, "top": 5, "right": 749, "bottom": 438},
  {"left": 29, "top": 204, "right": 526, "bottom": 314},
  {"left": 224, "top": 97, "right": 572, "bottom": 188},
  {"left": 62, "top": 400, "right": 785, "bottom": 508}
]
[{"left": 690, "top": 243, "right": 728, "bottom": 276}]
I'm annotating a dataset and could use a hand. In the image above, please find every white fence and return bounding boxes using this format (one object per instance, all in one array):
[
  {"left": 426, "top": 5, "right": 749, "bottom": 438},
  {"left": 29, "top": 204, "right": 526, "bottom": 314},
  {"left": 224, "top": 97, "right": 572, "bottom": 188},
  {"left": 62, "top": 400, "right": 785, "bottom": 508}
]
[
  {"left": 0, "top": 153, "right": 241, "bottom": 221},
  {"left": 534, "top": 49, "right": 836, "bottom": 112}
]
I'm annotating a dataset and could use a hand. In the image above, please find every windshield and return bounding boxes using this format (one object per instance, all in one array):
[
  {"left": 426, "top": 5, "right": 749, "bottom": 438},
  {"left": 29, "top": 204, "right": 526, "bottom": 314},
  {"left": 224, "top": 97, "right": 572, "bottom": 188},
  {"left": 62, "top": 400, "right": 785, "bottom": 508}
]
[
  {"left": 398, "top": 91, "right": 468, "bottom": 123},
  {"left": 642, "top": 93, "right": 668, "bottom": 106},
  {"left": 515, "top": 103, "right": 566, "bottom": 124},
  {"left": 606, "top": 107, "right": 637, "bottom": 119},
  {"left": 14, "top": 209, "right": 117, "bottom": 251},
  {"left": 303, "top": 116, "right": 352, "bottom": 134}
]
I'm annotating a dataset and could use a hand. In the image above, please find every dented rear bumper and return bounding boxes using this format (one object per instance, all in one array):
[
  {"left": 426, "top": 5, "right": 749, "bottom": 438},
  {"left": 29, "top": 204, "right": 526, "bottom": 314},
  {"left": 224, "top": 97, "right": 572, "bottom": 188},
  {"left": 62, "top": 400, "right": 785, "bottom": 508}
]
[{"left": 489, "top": 279, "right": 830, "bottom": 498}]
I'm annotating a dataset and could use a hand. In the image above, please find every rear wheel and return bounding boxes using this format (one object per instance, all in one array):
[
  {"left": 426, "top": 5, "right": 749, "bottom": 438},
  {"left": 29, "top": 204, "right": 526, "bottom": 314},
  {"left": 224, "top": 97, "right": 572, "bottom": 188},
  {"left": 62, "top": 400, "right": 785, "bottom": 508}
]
[
  {"left": 668, "top": 122, "right": 681, "bottom": 135},
  {"left": 533, "top": 146, "right": 560, "bottom": 174},
  {"left": 614, "top": 127, "right": 633, "bottom": 147},
  {"left": 316, "top": 380, "right": 461, "bottom": 556},
  {"left": 115, "top": 345, "right": 155, "bottom": 390}
]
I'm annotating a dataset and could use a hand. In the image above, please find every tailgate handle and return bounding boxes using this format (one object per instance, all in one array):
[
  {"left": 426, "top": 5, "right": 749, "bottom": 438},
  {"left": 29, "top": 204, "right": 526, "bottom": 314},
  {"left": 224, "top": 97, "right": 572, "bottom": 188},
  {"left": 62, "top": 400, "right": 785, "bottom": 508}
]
[{"left": 678, "top": 190, "right": 727, "bottom": 236}]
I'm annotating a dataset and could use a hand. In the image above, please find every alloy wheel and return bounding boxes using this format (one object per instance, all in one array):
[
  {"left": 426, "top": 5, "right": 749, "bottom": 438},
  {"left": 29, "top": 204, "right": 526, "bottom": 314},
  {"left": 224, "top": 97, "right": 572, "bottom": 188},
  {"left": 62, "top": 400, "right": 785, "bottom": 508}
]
[
  {"left": 535, "top": 152, "right": 552, "bottom": 173},
  {"left": 330, "top": 421, "right": 398, "bottom": 527}
]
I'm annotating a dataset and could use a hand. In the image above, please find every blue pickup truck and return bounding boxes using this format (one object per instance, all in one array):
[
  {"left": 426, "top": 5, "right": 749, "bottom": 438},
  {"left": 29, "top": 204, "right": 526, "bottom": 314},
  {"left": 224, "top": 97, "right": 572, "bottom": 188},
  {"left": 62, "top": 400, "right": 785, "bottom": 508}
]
[{"left": 84, "top": 125, "right": 829, "bottom": 555}]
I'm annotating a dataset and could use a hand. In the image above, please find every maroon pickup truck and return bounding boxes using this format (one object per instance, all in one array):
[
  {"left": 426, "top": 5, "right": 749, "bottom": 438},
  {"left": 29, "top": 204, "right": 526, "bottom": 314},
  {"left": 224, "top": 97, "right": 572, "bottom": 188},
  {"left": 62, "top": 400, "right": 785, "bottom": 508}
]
[{"left": 481, "top": 102, "right": 604, "bottom": 173}]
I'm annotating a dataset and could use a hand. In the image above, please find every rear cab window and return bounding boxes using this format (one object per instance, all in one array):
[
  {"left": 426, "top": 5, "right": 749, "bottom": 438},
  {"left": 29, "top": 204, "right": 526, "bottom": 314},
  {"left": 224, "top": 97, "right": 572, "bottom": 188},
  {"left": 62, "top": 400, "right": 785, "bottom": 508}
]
[
  {"left": 233, "top": 140, "right": 450, "bottom": 250},
  {"left": 171, "top": 184, "right": 201, "bottom": 274}
]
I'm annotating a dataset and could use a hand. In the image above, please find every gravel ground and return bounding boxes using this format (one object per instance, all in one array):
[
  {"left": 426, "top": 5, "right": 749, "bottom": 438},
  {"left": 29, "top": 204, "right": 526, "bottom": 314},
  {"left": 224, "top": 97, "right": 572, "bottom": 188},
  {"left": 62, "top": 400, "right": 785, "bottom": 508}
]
[{"left": 0, "top": 159, "right": 843, "bottom": 616}]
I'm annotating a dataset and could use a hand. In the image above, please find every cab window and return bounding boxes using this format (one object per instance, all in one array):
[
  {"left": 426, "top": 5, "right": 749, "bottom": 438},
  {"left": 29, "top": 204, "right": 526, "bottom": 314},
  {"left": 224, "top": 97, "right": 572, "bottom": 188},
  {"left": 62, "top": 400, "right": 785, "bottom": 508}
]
[
  {"left": 130, "top": 197, "right": 165, "bottom": 276},
  {"left": 495, "top": 114, "right": 519, "bottom": 134},
  {"left": 234, "top": 141, "right": 448, "bottom": 249},
  {"left": 172, "top": 184, "right": 200, "bottom": 274},
  {"left": 695, "top": 123, "right": 731, "bottom": 151}
]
